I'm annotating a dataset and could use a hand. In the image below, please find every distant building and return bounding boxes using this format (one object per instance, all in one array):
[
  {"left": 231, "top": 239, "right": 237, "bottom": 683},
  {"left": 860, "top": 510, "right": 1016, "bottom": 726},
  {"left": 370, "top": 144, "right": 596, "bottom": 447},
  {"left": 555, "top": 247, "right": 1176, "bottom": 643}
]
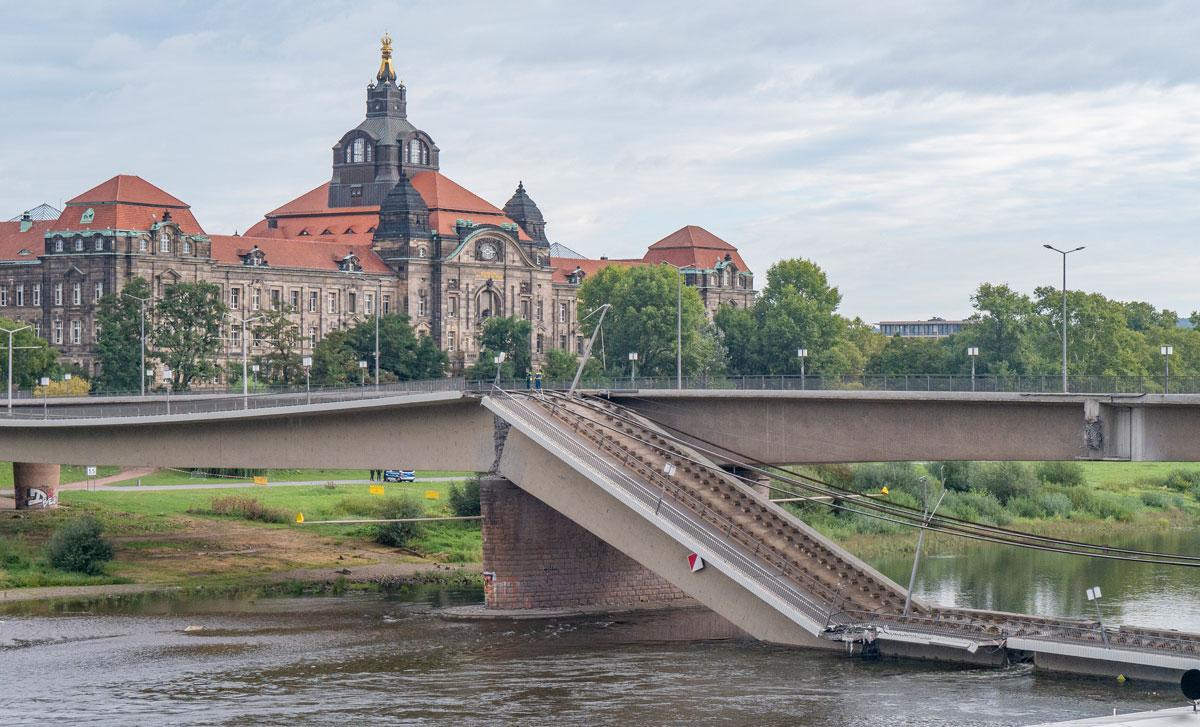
[{"left": 877, "top": 317, "right": 965, "bottom": 338}]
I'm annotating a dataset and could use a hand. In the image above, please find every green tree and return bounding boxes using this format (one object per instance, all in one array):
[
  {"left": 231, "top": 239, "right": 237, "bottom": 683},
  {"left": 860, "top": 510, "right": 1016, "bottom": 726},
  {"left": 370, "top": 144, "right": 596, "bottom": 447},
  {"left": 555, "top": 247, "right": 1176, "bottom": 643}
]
[
  {"left": 578, "top": 264, "right": 709, "bottom": 377},
  {"left": 950, "top": 284, "right": 1051, "bottom": 375},
  {"left": 0, "top": 316, "right": 57, "bottom": 389},
  {"left": 467, "top": 316, "right": 532, "bottom": 380},
  {"left": 866, "top": 336, "right": 951, "bottom": 375},
  {"left": 94, "top": 277, "right": 152, "bottom": 393},
  {"left": 151, "top": 281, "right": 227, "bottom": 390},
  {"left": 311, "top": 329, "right": 359, "bottom": 386},
  {"left": 345, "top": 314, "right": 446, "bottom": 381},
  {"left": 251, "top": 307, "right": 303, "bottom": 385},
  {"left": 542, "top": 347, "right": 603, "bottom": 384},
  {"left": 1034, "top": 287, "right": 1146, "bottom": 377}
]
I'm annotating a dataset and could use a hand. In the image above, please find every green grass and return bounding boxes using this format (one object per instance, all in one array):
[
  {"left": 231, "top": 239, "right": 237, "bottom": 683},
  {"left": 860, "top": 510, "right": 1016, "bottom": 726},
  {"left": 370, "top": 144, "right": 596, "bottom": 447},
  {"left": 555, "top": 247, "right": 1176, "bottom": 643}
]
[
  {"left": 105, "top": 468, "right": 478, "bottom": 486},
  {"left": 0, "top": 463, "right": 123, "bottom": 487},
  {"left": 0, "top": 532, "right": 128, "bottom": 589},
  {"left": 1071, "top": 461, "right": 1200, "bottom": 489}
]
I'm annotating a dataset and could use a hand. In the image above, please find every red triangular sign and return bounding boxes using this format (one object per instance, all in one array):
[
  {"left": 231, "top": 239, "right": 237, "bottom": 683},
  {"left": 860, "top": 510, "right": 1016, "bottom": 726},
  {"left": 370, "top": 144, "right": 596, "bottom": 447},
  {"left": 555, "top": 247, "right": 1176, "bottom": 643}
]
[{"left": 688, "top": 552, "right": 705, "bottom": 572}]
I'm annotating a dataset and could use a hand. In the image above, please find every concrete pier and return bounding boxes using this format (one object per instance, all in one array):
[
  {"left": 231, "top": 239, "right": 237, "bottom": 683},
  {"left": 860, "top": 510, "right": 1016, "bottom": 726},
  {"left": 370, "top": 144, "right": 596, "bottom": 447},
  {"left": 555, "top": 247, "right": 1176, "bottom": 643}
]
[{"left": 12, "top": 462, "right": 60, "bottom": 509}]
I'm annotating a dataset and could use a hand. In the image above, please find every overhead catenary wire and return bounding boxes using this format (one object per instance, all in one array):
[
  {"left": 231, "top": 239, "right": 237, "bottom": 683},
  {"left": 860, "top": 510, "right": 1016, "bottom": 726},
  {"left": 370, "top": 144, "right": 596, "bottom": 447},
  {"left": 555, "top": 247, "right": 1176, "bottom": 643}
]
[{"left": 535, "top": 391, "right": 1200, "bottom": 567}]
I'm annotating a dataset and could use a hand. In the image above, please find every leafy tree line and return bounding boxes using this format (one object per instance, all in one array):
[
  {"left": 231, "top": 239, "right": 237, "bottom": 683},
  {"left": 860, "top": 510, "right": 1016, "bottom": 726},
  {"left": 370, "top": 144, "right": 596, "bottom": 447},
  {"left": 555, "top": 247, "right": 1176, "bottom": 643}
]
[{"left": 94, "top": 277, "right": 446, "bottom": 392}]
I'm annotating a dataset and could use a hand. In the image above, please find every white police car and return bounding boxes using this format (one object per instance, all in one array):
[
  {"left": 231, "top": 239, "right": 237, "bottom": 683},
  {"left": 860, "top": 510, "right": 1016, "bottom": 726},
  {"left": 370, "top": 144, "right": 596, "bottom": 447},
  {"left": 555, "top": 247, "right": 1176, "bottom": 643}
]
[{"left": 382, "top": 469, "right": 416, "bottom": 483}]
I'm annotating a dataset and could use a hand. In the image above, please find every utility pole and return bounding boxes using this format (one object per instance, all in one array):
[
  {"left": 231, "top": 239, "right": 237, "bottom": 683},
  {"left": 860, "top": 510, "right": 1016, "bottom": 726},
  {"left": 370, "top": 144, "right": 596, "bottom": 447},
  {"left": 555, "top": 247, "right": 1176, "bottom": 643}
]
[
  {"left": 225, "top": 312, "right": 265, "bottom": 409},
  {"left": 904, "top": 474, "right": 948, "bottom": 617},
  {"left": 375, "top": 282, "right": 381, "bottom": 390},
  {"left": 967, "top": 347, "right": 979, "bottom": 392},
  {"left": 1043, "top": 245, "right": 1085, "bottom": 393}
]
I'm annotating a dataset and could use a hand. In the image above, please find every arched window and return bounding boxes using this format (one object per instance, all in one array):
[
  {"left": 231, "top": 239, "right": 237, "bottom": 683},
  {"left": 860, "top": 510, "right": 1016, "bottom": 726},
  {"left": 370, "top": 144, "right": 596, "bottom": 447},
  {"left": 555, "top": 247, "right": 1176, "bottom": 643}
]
[
  {"left": 94, "top": 235, "right": 104, "bottom": 251},
  {"left": 408, "top": 139, "right": 429, "bottom": 165},
  {"left": 74, "top": 237, "right": 83, "bottom": 251},
  {"left": 352, "top": 138, "right": 366, "bottom": 164}
]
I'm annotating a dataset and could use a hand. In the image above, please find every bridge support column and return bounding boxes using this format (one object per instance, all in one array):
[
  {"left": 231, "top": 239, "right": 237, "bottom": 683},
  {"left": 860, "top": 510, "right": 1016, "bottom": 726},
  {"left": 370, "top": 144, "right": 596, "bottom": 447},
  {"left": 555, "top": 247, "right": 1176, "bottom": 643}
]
[
  {"left": 12, "top": 462, "right": 60, "bottom": 509},
  {"left": 480, "top": 476, "right": 690, "bottom": 610}
]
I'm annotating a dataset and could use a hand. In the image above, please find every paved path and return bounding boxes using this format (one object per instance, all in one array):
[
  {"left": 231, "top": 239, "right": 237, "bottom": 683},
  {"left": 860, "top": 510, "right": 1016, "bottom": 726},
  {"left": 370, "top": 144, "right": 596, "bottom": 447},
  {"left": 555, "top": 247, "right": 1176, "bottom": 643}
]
[
  {"left": 63, "top": 476, "right": 466, "bottom": 493},
  {"left": 59, "top": 467, "right": 159, "bottom": 491}
]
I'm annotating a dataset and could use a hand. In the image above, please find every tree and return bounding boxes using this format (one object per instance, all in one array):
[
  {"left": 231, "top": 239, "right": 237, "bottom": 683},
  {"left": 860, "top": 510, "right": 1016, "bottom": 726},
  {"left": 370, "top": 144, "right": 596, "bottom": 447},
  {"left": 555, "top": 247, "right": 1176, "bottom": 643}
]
[
  {"left": 467, "top": 316, "right": 532, "bottom": 380},
  {"left": 0, "top": 316, "right": 57, "bottom": 389},
  {"left": 95, "top": 277, "right": 152, "bottom": 393},
  {"left": 151, "top": 281, "right": 227, "bottom": 389},
  {"left": 578, "top": 264, "right": 709, "bottom": 377},
  {"left": 866, "top": 336, "right": 950, "bottom": 375},
  {"left": 311, "top": 329, "right": 359, "bottom": 386},
  {"left": 950, "top": 284, "right": 1051, "bottom": 376},
  {"left": 251, "top": 307, "right": 302, "bottom": 385},
  {"left": 542, "top": 347, "right": 603, "bottom": 384},
  {"left": 344, "top": 314, "right": 446, "bottom": 381}
]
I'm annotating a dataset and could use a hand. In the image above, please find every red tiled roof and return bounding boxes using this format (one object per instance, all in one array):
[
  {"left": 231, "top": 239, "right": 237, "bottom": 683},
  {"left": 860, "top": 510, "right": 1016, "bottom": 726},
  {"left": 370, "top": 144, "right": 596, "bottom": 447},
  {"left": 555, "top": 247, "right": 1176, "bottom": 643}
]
[
  {"left": 248, "top": 171, "right": 531, "bottom": 243},
  {"left": 642, "top": 225, "right": 748, "bottom": 270},
  {"left": 59, "top": 174, "right": 205, "bottom": 235},
  {"left": 208, "top": 235, "right": 392, "bottom": 274},
  {"left": 550, "top": 256, "right": 642, "bottom": 284},
  {"left": 0, "top": 219, "right": 58, "bottom": 262}
]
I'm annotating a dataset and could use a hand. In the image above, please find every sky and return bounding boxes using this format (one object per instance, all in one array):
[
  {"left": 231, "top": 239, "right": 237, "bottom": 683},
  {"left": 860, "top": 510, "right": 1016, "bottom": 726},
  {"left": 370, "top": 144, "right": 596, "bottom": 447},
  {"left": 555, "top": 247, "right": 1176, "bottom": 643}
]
[{"left": 2, "top": 0, "right": 1198, "bottom": 323}]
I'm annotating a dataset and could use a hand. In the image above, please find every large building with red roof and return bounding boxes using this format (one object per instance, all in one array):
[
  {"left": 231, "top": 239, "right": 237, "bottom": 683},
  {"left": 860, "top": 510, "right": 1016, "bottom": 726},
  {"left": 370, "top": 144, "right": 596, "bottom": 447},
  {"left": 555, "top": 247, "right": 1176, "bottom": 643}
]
[{"left": 0, "top": 35, "right": 754, "bottom": 379}]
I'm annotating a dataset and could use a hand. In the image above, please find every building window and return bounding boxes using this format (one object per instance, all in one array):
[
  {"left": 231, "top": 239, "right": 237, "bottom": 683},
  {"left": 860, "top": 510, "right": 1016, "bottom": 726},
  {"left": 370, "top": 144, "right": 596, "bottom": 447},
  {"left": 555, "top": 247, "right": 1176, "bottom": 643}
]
[
  {"left": 252, "top": 288, "right": 261, "bottom": 311},
  {"left": 54, "top": 283, "right": 62, "bottom": 306},
  {"left": 94, "top": 282, "right": 103, "bottom": 302},
  {"left": 536, "top": 333, "right": 544, "bottom": 353},
  {"left": 32, "top": 284, "right": 40, "bottom": 306},
  {"left": 448, "top": 297, "right": 457, "bottom": 317},
  {"left": 290, "top": 290, "right": 300, "bottom": 311},
  {"left": 365, "top": 292, "right": 375, "bottom": 314},
  {"left": 54, "top": 238, "right": 63, "bottom": 252},
  {"left": 348, "top": 292, "right": 357, "bottom": 313},
  {"left": 308, "top": 326, "right": 317, "bottom": 346},
  {"left": 52, "top": 319, "right": 63, "bottom": 344},
  {"left": 327, "top": 292, "right": 337, "bottom": 314},
  {"left": 382, "top": 294, "right": 391, "bottom": 315},
  {"left": 308, "top": 291, "right": 318, "bottom": 313},
  {"left": 231, "top": 327, "right": 241, "bottom": 348},
  {"left": 139, "top": 236, "right": 148, "bottom": 252},
  {"left": 417, "top": 295, "right": 427, "bottom": 317},
  {"left": 72, "top": 283, "right": 81, "bottom": 306},
  {"left": 271, "top": 289, "right": 282, "bottom": 311},
  {"left": 94, "top": 320, "right": 101, "bottom": 340},
  {"left": 559, "top": 302, "right": 567, "bottom": 323},
  {"left": 448, "top": 332, "right": 456, "bottom": 352},
  {"left": 352, "top": 138, "right": 366, "bottom": 163},
  {"left": 94, "top": 236, "right": 104, "bottom": 251},
  {"left": 70, "top": 320, "right": 81, "bottom": 345},
  {"left": 537, "top": 300, "right": 544, "bottom": 322},
  {"left": 15, "top": 285, "right": 23, "bottom": 307},
  {"left": 74, "top": 237, "right": 83, "bottom": 251},
  {"left": 33, "top": 321, "right": 40, "bottom": 337},
  {"left": 448, "top": 278, "right": 458, "bottom": 290},
  {"left": 577, "top": 336, "right": 584, "bottom": 355},
  {"left": 159, "top": 232, "right": 170, "bottom": 253},
  {"left": 182, "top": 237, "right": 191, "bottom": 254},
  {"left": 407, "top": 139, "right": 429, "bottom": 165},
  {"left": 230, "top": 288, "right": 240, "bottom": 310},
  {"left": 520, "top": 299, "right": 530, "bottom": 319},
  {"left": 0, "top": 288, "right": 7, "bottom": 307}
]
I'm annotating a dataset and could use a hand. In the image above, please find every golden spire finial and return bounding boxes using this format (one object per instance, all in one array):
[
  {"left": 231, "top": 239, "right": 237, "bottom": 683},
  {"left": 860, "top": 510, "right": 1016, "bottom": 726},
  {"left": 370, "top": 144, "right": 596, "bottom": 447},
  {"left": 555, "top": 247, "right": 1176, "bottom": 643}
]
[{"left": 377, "top": 32, "right": 398, "bottom": 83}]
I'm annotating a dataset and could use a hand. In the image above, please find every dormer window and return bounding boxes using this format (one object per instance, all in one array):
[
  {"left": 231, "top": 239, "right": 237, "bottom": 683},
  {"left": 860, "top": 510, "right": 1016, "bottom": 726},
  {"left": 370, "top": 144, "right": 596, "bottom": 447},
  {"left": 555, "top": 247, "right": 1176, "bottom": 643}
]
[
  {"left": 343, "top": 227, "right": 356, "bottom": 234},
  {"left": 240, "top": 246, "right": 268, "bottom": 267},
  {"left": 298, "top": 229, "right": 310, "bottom": 237},
  {"left": 338, "top": 253, "right": 361, "bottom": 273},
  {"left": 566, "top": 267, "right": 585, "bottom": 285},
  {"left": 320, "top": 228, "right": 333, "bottom": 236},
  {"left": 159, "top": 231, "right": 171, "bottom": 253},
  {"left": 347, "top": 137, "right": 371, "bottom": 164},
  {"left": 181, "top": 237, "right": 191, "bottom": 255},
  {"left": 93, "top": 235, "right": 104, "bottom": 251},
  {"left": 53, "top": 237, "right": 63, "bottom": 252},
  {"left": 406, "top": 139, "right": 429, "bottom": 165},
  {"left": 74, "top": 237, "right": 83, "bottom": 251}
]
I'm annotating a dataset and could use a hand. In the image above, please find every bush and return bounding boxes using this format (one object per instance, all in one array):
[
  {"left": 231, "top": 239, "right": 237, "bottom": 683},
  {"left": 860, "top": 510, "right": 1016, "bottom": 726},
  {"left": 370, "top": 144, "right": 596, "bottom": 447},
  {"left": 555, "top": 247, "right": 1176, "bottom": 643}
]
[
  {"left": 945, "top": 489, "right": 1010, "bottom": 526},
  {"left": 1007, "top": 495, "right": 1047, "bottom": 519},
  {"left": 1155, "top": 468, "right": 1200, "bottom": 494},
  {"left": 202, "top": 496, "right": 290, "bottom": 523},
  {"left": 1037, "top": 492, "right": 1075, "bottom": 518},
  {"left": 34, "top": 377, "right": 91, "bottom": 397},
  {"left": 448, "top": 477, "right": 481, "bottom": 517},
  {"left": 1036, "top": 461, "right": 1086, "bottom": 487},
  {"left": 374, "top": 496, "right": 426, "bottom": 547},
  {"left": 928, "top": 461, "right": 976, "bottom": 492},
  {"left": 46, "top": 516, "right": 113, "bottom": 575},
  {"left": 972, "top": 462, "right": 1038, "bottom": 504},
  {"left": 852, "top": 463, "right": 925, "bottom": 498}
]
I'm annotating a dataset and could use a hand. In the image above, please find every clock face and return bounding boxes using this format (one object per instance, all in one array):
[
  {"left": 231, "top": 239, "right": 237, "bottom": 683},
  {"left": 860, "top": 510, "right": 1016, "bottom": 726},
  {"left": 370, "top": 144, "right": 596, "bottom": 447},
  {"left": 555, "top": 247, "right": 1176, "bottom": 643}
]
[{"left": 479, "top": 241, "right": 499, "bottom": 261}]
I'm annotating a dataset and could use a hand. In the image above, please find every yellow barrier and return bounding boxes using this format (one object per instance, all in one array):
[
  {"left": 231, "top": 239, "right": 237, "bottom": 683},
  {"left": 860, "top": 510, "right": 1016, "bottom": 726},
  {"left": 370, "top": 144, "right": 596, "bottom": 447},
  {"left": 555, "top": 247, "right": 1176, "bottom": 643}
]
[
  {"left": 424, "top": 490, "right": 440, "bottom": 500},
  {"left": 369, "top": 484, "right": 385, "bottom": 495},
  {"left": 253, "top": 476, "right": 268, "bottom": 485}
]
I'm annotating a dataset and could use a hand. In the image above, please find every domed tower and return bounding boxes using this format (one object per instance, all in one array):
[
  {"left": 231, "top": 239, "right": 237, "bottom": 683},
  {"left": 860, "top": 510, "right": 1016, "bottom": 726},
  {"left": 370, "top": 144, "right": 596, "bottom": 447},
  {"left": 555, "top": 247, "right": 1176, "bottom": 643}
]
[
  {"left": 329, "top": 34, "right": 441, "bottom": 208},
  {"left": 503, "top": 181, "right": 550, "bottom": 260},
  {"left": 372, "top": 173, "right": 430, "bottom": 259}
]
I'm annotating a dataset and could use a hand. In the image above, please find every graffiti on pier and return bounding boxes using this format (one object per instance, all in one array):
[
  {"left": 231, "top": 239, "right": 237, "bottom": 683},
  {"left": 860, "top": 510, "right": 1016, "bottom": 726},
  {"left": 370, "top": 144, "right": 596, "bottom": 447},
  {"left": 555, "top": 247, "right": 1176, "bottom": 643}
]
[{"left": 22, "top": 488, "right": 57, "bottom": 508}]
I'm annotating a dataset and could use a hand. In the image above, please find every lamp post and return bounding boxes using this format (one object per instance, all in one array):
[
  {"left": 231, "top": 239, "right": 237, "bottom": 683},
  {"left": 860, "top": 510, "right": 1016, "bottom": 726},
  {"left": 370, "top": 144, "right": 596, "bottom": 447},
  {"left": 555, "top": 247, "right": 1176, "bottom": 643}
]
[
  {"left": 357, "top": 359, "right": 368, "bottom": 388},
  {"left": 39, "top": 376, "right": 49, "bottom": 419},
  {"left": 1162, "top": 345, "right": 1173, "bottom": 393},
  {"left": 492, "top": 351, "right": 506, "bottom": 388},
  {"left": 122, "top": 292, "right": 150, "bottom": 396},
  {"left": 375, "top": 282, "right": 382, "bottom": 391},
  {"left": 1043, "top": 244, "right": 1086, "bottom": 393},
  {"left": 0, "top": 324, "right": 31, "bottom": 414},
  {"left": 250, "top": 363, "right": 260, "bottom": 388},
  {"left": 904, "top": 474, "right": 948, "bottom": 616},
  {"left": 302, "top": 355, "right": 313, "bottom": 405},
  {"left": 225, "top": 312, "right": 266, "bottom": 409},
  {"left": 797, "top": 348, "right": 808, "bottom": 390},
  {"left": 1086, "top": 586, "right": 1109, "bottom": 646},
  {"left": 967, "top": 346, "right": 979, "bottom": 392},
  {"left": 628, "top": 351, "right": 638, "bottom": 388}
]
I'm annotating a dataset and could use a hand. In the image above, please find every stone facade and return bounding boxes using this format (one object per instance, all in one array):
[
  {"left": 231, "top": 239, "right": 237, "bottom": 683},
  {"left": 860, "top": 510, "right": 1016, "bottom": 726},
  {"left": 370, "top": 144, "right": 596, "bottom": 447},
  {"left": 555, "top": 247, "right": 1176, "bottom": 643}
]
[
  {"left": 0, "top": 36, "right": 756, "bottom": 380},
  {"left": 480, "top": 477, "right": 689, "bottom": 609}
]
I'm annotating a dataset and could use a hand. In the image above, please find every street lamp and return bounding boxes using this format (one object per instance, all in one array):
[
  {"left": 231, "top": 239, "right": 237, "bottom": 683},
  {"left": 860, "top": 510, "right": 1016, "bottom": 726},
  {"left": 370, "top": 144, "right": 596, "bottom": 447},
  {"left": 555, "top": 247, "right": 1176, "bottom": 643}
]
[
  {"left": 1161, "top": 345, "right": 1174, "bottom": 393},
  {"left": 628, "top": 351, "right": 639, "bottom": 388},
  {"left": 797, "top": 348, "right": 808, "bottom": 390},
  {"left": 1043, "top": 244, "right": 1086, "bottom": 393},
  {"left": 302, "top": 355, "right": 313, "bottom": 404},
  {"left": 225, "top": 312, "right": 266, "bottom": 409},
  {"left": 39, "top": 376, "right": 49, "bottom": 419},
  {"left": 122, "top": 291, "right": 150, "bottom": 396},
  {"left": 492, "top": 351, "right": 506, "bottom": 388},
  {"left": 967, "top": 347, "right": 979, "bottom": 392},
  {"left": 0, "top": 323, "right": 32, "bottom": 414},
  {"left": 357, "top": 359, "right": 368, "bottom": 387},
  {"left": 1086, "top": 586, "right": 1108, "bottom": 647},
  {"left": 251, "top": 363, "right": 260, "bottom": 387}
]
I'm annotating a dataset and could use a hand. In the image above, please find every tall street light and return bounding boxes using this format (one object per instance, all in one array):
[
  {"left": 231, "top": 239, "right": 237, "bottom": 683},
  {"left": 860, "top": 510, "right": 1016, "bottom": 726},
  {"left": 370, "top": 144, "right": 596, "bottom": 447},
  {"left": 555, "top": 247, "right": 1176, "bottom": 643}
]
[
  {"left": 225, "top": 312, "right": 266, "bottom": 409},
  {"left": 967, "top": 346, "right": 979, "bottom": 392},
  {"left": 1161, "top": 345, "right": 1173, "bottom": 393},
  {"left": 797, "top": 348, "right": 808, "bottom": 390},
  {"left": 0, "top": 323, "right": 32, "bottom": 414},
  {"left": 302, "top": 355, "right": 313, "bottom": 404},
  {"left": 122, "top": 291, "right": 150, "bottom": 396},
  {"left": 1043, "top": 245, "right": 1086, "bottom": 393}
]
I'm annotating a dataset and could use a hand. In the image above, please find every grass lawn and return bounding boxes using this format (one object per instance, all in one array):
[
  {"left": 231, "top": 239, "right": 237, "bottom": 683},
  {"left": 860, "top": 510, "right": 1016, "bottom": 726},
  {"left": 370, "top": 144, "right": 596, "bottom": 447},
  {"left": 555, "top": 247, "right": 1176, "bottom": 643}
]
[
  {"left": 0, "top": 463, "right": 123, "bottom": 486},
  {"left": 1071, "top": 461, "right": 1200, "bottom": 489},
  {"left": 105, "top": 468, "right": 478, "bottom": 486}
]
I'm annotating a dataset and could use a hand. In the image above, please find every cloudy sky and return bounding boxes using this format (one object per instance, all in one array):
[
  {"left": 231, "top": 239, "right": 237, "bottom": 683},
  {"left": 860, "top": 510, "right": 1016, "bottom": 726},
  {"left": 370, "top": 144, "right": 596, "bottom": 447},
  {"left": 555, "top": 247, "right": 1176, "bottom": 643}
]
[{"left": 2, "top": 1, "right": 1198, "bottom": 322}]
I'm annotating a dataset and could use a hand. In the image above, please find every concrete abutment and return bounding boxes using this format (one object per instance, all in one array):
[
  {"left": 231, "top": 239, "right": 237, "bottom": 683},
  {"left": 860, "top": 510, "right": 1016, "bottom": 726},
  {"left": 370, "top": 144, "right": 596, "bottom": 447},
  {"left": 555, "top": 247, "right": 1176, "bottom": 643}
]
[{"left": 12, "top": 462, "right": 60, "bottom": 509}]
